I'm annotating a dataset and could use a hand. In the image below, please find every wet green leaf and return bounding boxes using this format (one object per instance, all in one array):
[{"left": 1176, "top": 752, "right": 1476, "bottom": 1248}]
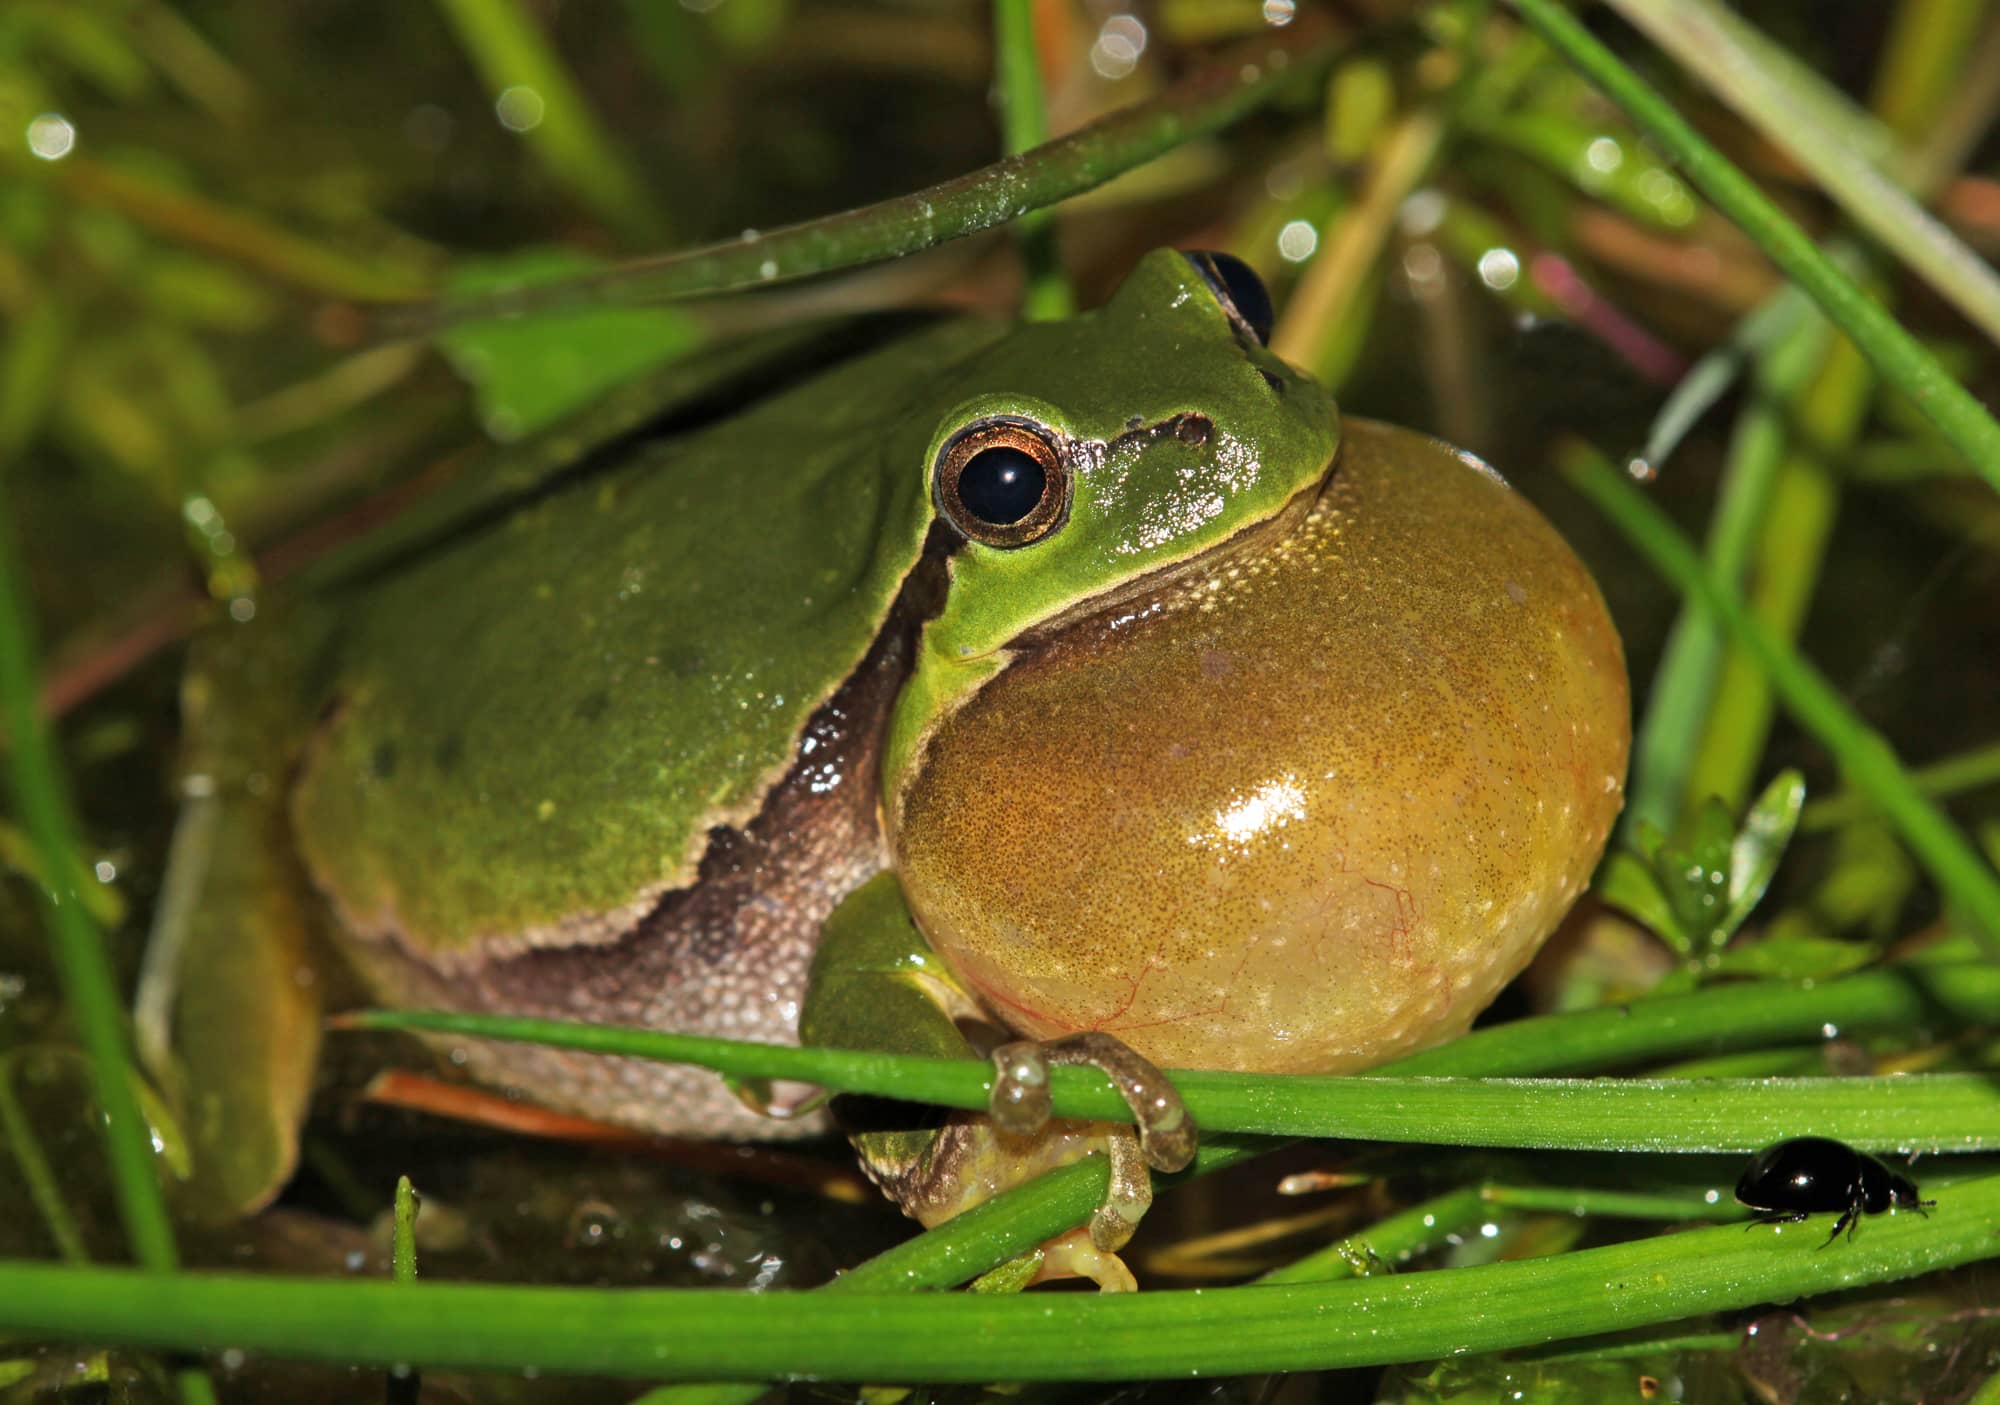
[
  {"left": 1722, "top": 769, "right": 1806, "bottom": 939},
  {"left": 437, "top": 249, "right": 704, "bottom": 442},
  {"left": 1599, "top": 774, "right": 1807, "bottom": 971},
  {"left": 1657, "top": 796, "right": 1735, "bottom": 951},
  {"left": 1597, "top": 850, "right": 1687, "bottom": 955}
]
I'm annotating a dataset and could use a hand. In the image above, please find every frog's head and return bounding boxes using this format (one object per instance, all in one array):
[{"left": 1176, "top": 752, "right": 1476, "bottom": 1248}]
[
  {"left": 885, "top": 249, "right": 1629, "bottom": 1076},
  {"left": 900, "top": 248, "right": 1337, "bottom": 675},
  {"left": 884, "top": 249, "right": 1338, "bottom": 774}
]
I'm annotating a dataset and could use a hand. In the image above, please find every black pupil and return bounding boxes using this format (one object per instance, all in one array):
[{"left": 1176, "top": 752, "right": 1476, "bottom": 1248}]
[{"left": 959, "top": 446, "right": 1046, "bottom": 526}]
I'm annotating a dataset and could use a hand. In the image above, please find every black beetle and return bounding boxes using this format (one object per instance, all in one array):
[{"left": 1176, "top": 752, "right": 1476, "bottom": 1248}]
[{"left": 1736, "top": 1136, "right": 1933, "bottom": 1245}]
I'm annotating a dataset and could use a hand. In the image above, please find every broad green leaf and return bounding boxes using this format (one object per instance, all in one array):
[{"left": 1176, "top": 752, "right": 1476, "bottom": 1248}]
[{"left": 437, "top": 248, "right": 705, "bottom": 442}]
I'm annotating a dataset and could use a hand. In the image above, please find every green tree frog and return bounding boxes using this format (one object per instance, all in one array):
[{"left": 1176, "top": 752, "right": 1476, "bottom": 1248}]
[{"left": 149, "top": 250, "right": 1629, "bottom": 1287}]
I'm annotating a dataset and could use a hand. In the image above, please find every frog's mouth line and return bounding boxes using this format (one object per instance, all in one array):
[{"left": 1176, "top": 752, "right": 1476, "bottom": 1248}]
[{"left": 999, "top": 439, "right": 1340, "bottom": 654}]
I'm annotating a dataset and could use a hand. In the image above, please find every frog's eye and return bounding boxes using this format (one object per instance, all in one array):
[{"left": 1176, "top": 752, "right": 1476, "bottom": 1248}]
[
  {"left": 934, "top": 418, "right": 1071, "bottom": 549},
  {"left": 1183, "top": 250, "right": 1275, "bottom": 346}
]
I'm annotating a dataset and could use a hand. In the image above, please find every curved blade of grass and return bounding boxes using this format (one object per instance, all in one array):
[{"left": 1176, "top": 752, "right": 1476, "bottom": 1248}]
[
  {"left": 578, "top": 957, "right": 2000, "bottom": 1405},
  {"left": 1605, "top": 0, "right": 2000, "bottom": 346},
  {"left": 1685, "top": 335, "right": 1869, "bottom": 812},
  {"left": 4, "top": 1173, "right": 1998, "bottom": 1381},
  {"left": 47, "top": 157, "right": 432, "bottom": 303},
  {"left": 992, "top": 0, "right": 1073, "bottom": 320},
  {"left": 0, "top": 537, "right": 175, "bottom": 1270},
  {"left": 0, "top": 1055, "right": 90, "bottom": 1264},
  {"left": 1621, "top": 289, "right": 1832, "bottom": 838},
  {"left": 432, "top": 0, "right": 667, "bottom": 242},
  {"left": 1632, "top": 282, "right": 1818, "bottom": 476},
  {"left": 1509, "top": 0, "right": 2000, "bottom": 501},
  {"left": 1804, "top": 738, "right": 2000, "bottom": 831},
  {"left": 345, "top": 955, "right": 2000, "bottom": 1086},
  {"left": 339, "top": 1007, "right": 2000, "bottom": 1153},
  {"left": 0, "top": 519, "right": 214, "bottom": 1405},
  {"left": 1560, "top": 442, "right": 2000, "bottom": 944},
  {"left": 379, "top": 23, "right": 1339, "bottom": 335}
]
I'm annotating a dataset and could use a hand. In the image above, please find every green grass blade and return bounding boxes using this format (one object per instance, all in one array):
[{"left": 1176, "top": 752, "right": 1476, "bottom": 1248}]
[
  {"left": 348, "top": 958, "right": 2000, "bottom": 1097},
  {"left": 389, "top": 25, "right": 1339, "bottom": 334},
  {"left": 1397, "top": 959, "right": 2000, "bottom": 1072},
  {"left": 0, "top": 528, "right": 175, "bottom": 1270},
  {"left": 1560, "top": 443, "right": 2000, "bottom": 944},
  {"left": 1256, "top": 1187, "right": 1489, "bottom": 1285},
  {"left": 2, "top": 1174, "right": 1995, "bottom": 1381},
  {"left": 0, "top": 1055, "right": 91, "bottom": 1264},
  {"left": 0, "top": 514, "right": 216, "bottom": 1405},
  {"left": 388, "top": 1176, "right": 421, "bottom": 1405},
  {"left": 391, "top": 1177, "right": 418, "bottom": 1284},
  {"left": 1804, "top": 738, "right": 2000, "bottom": 830},
  {"left": 1510, "top": 0, "right": 2000, "bottom": 501},
  {"left": 993, "top": 0, "right": 1073, "bottom": 320},
  {"left": 431, "top": 0, "right": 667, "bottom": 242},
  {"left": 1685, "top": 336, "right": 1869, "bottom": 810},
  {"left": 340, "top": 1019, "right": 2000, "bottom": 1150},
  {"left": 1622, "top": 294, "right": 1831, "bottom": 836},
  {"left": 1606, "top": 0, "right": 2000, "bottom": 343}
]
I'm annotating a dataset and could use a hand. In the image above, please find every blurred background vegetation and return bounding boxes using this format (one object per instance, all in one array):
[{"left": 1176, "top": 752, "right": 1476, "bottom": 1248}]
[{"left": 4, "top": 0, "right": 2000, "bottom": 1400}]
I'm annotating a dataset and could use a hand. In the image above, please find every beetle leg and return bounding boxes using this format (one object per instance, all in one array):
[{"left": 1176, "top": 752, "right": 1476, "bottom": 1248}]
[{"left": 1746, "top": 1211, "right": 1809, "bottom": 1232}]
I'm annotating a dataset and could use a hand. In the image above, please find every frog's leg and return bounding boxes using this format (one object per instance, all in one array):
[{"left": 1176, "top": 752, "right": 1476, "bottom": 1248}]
[
  {"left": 986, "top": 1032, "right": 1195, "bottom": 1251},
  {"left": 800, "top": 872, "right": 1195, "bottom": 1289},
  {"left": 134, "top": 628, "right": 322, "bottom": 1220}
]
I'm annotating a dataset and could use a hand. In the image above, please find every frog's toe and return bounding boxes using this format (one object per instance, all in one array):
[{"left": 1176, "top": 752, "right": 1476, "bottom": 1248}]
[
  {"left": 988, "top": 1031, "right": 1195, "bottom": 1253},
  {"left": 988, "top": 1032, "right": 1196, "bottom": 1173},
  {"left": 1027, "top": 1227, "right": 1140, "bottom": 1293},
  {"left": 987, "top": 1040, "right": 1054, "bottom": 1134},
  {"left": 1089, "top": 1123, "right": 1152, "bottom": 1251}
]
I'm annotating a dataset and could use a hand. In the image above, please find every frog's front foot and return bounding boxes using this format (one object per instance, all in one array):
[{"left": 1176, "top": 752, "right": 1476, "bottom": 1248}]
[{"left": 988, "top": 1032, "right": 1197, "bottom": 1252}]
